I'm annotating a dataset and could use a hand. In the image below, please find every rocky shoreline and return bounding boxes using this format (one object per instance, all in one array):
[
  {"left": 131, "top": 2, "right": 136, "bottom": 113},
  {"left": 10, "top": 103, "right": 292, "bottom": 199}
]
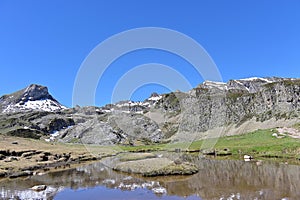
[
  {"left": 0, "top": 136, "right": 200, "bottom": 179},
  {"left": 0, "top": 135, "right": 118, "bottom": 179}
]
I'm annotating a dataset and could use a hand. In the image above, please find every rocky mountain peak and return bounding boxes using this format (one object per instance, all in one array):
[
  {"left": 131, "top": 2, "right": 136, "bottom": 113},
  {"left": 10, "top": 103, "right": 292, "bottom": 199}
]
[
  {"left": 150, "top": 92, "right": 159, "bottom": 97},
  {"left": 20, "top": 84, "right": 54, "bottom": 103},
  {"left": 0, "top": 84, "right": 66, "bottom": 113}
]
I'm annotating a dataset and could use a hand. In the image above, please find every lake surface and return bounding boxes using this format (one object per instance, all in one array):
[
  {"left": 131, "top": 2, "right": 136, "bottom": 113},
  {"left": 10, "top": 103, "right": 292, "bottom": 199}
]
[{"left": 1, "top": 156, "right": 300, "bottom": 200}]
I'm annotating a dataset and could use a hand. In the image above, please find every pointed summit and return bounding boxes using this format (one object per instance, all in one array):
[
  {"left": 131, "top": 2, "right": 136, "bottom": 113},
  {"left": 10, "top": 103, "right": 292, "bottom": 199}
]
[
  {"left": 21, "top": 84, "right": 54, "bottom": 102},
  {"left": 0, "top": 84, "right": 66, "bottom": 113}
]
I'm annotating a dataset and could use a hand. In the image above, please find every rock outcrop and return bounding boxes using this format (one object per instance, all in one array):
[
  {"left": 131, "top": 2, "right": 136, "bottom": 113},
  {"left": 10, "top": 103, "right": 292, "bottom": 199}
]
[
  {"left": 149, "top": 77, "right": 300, "bottom": 141},
  {"left": 0, "top": 77, "right": 300, "bottom": 145}
]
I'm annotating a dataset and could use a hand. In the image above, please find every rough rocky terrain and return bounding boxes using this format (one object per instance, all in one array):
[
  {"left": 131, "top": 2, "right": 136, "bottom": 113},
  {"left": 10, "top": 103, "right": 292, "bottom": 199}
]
[
  {"left": 0, "top": 135, "right": 117, "bottom": 178},
  {"left": 0, "top": 77, "right": 300, "bottom": 146},
  {"left": 0, "top": 78, "right": 300, "bottom": 179}
]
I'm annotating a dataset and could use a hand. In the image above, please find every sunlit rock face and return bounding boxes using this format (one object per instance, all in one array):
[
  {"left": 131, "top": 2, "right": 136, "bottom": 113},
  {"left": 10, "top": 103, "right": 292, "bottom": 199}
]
[
  {"left": 148, "top": 77, "right": 300, "bottom": 142},
  {"left": 0, "top": 77, "right": 300, "bottom": 144}
]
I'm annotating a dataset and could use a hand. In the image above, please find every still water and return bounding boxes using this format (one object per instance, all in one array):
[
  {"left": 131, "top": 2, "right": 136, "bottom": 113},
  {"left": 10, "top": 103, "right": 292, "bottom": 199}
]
[{"left": 0, "top": 157, "right": 300, "bottom": 200}]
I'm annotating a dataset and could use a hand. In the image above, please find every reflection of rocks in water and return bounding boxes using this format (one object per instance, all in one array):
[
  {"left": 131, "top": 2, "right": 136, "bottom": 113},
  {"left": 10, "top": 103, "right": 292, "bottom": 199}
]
[
  {"left": 0, "top": 185, "right": 62, "bottom": 200},
  {"left": 0, "top": 162, "right": 166, "bottom": 199},
  {"left": 1, "top": 158, "right": 300, "bottom": 199},
  {"left": 162, "top": 158, "right": 300, "bottom": 199}
]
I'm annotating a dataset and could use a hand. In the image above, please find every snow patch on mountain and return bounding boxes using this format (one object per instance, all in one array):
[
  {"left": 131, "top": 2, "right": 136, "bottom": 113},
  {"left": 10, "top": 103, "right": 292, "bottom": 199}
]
[
  {"left": 2, "top": 99, "right": 66, "bottom": 113},
  {"left": 148, "top": 95, "right": 162, "bottom": 101},
  {"left": 0, "top": 84, "right": 67, "bottom": 113},
  {"left": 239, "top": 77, "right": 275, "bottom": 83},
  {"left": 203, "top": 80, "right": 227, "bottom": 90}
]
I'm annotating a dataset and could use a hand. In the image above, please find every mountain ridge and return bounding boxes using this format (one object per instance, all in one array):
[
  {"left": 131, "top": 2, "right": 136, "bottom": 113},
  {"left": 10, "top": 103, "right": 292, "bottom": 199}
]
[{"left": 0, "top": 77, "right": 300, "bottom": 145}]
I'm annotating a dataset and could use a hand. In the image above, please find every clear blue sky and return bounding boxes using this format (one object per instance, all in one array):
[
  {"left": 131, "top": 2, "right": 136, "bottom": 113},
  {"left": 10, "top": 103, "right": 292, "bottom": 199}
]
[{"left": 0, "top": 0, "right": 300, "bottom": 107}]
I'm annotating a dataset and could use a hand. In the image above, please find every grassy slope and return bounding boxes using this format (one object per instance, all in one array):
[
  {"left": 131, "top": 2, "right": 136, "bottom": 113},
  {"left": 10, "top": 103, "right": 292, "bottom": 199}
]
[
  {"left": 193, "top": 129, "right": 300, "bottom": 157},
  {"left": 119, "top": 129, "right": 300, "bottom": 160}
]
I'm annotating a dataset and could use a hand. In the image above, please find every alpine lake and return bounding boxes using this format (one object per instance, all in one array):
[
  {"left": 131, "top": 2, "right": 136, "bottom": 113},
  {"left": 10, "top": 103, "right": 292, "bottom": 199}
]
[{"left": 1, "top": 152, "right": 300, "bottom": 200}]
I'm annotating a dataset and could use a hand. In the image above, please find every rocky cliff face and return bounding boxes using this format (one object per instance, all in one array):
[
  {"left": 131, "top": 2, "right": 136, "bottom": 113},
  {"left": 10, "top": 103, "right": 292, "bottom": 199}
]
[
  {"left": 0, "top": 77, "right": 299, "bottom": 145},
  {"left": 150, "top": 77, "right": 300, "bottom": 141}
]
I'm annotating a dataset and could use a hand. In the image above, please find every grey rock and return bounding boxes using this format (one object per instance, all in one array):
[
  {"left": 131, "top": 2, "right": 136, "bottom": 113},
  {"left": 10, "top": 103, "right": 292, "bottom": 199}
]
[
  {"left": 9, "top": 170, "right": 33, "bottom": 178},
  {"left": 31, "top": 185, "right": 47, "bottom": 191},
  {"left": 4, "top": 156, "right": 18, "bottom": 162},
  {"left": 1, "top": 77, "right": 300, "bottom": 145}
]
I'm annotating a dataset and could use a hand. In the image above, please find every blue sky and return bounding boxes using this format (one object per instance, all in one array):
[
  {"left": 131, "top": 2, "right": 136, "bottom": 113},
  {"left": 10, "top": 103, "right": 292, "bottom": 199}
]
[{"left": 0, "top": 0, "right": 300, "bottom": 107}]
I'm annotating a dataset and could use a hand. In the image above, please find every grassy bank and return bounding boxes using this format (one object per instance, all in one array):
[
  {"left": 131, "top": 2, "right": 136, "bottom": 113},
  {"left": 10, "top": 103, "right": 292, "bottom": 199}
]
[
  {"left": 119, "top": 129, "right": 300, "bottom": 162},
  {"left": 1, "top": 128, "right": 300, "bottom": 178}
]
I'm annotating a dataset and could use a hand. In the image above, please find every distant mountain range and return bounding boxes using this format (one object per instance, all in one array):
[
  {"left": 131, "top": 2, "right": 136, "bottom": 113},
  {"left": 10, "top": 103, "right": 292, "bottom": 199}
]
[{"left": 0, "top": 77, "right": 299, "bottom": 145}]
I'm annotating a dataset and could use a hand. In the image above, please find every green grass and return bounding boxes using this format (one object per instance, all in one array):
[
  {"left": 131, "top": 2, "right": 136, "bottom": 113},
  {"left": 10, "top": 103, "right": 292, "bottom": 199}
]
[
  {"left": 117, "top": 143, "right": 166, "bottom": 152},
  {"left": 117, "top": 129, "right": 300, "bottom": 161},
  {"left": 192, "top": 129, "right": 300, "bottom": 158}
]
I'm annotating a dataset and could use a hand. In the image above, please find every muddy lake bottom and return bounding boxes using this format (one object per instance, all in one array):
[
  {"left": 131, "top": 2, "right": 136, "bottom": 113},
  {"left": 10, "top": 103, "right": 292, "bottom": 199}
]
[{"left": 1, "top": 156, "right": 300, "bottom": 200}]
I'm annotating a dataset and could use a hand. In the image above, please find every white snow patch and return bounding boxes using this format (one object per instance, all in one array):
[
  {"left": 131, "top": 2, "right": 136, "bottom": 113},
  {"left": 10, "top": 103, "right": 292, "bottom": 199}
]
[
  {"left": 204, "top": 80, "right": 226, "bottom": 85},
  {"left": 148, "top": 95, "right": 162, "bottom": 101},
  {"left": 240, "top": 77, "right": 259, "bottom": 81},
  {"left": 239, "top": 77, "right": 274, "bottom": 83},
  {"left": 233, "top": 80, "right": 245, "bottom": 86},
  {"left": 203, "top": 80, "right": 227, "bottom": 90},
  {"left": 2, "top": 99, "right": 66, "bottom": 113},
  {"left": 260, "top": 78, "right": 275, "bottom": 83},
  {"left": 142, "top": 102, "right": 150, "bottom": 106},
  {"left": 232, "top": 80, "right": 250, "bottom": 92},
  {"left": 23, "top": 99, "right": 66, "bottom": 111}
]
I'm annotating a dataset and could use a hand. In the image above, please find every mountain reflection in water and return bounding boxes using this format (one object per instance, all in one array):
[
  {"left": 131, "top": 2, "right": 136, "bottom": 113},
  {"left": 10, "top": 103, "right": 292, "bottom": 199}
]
[{"left": 0, "top": 157, "right": 299, "bottom": 200}]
